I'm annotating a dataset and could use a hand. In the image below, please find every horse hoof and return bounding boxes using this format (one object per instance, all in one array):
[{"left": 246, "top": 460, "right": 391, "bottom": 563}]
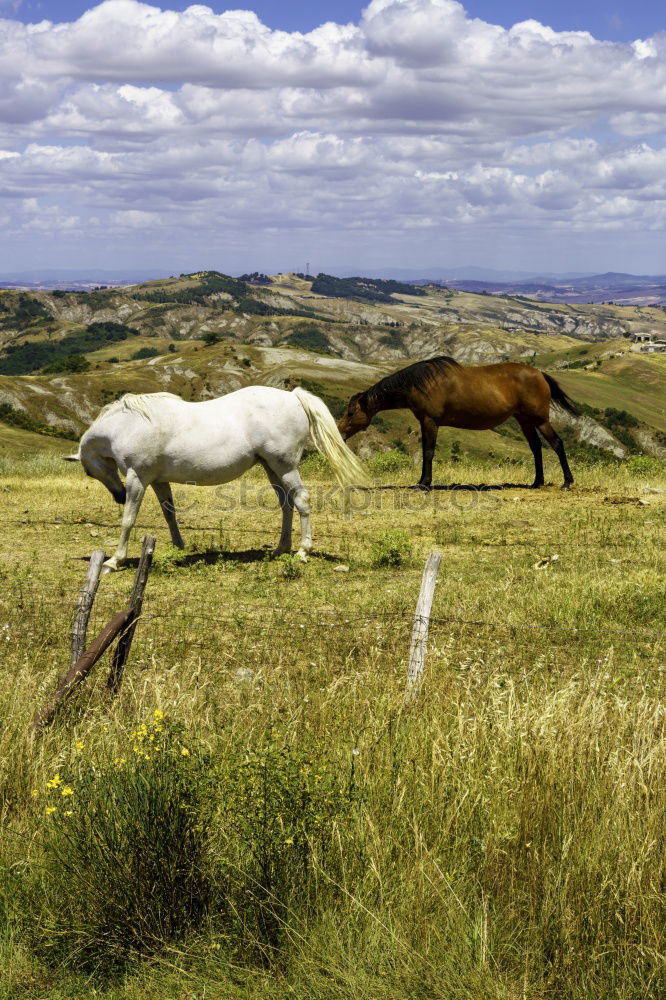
[
  {"left": 296, "top": 550, "right": 309, "bottom": 563},
  {"left": 411, "top": 483, "right": 432, "bottom": 492},
  {"left": 561, "top": 483, "right": 572, "bottom": 492},
  {"left": 530, "top": 482, "right": 544, "bottom": 490}
]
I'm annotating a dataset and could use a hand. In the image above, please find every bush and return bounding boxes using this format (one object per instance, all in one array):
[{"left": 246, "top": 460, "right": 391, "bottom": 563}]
[
  {"left": 28, "top": 714, "right": 214, "bottom": 974},
  {"left": 300, "top": 451, "right": 330, "bottom": 478},
  {"left": 278, "top": 553, "right": 303, "bottom": 580},
  {"left": 369, "top": 448, "right": 411, "bottom": 474},
  {"left": 370, "top": 528, "right": 413, "bottom": 568},
  {"left": 626, "top": 455, "right": 664, "bottom": 477}
]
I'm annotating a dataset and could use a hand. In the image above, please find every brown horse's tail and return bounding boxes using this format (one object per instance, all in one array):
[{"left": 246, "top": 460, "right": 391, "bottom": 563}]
[{"left": 541, "top": 372, "right": 580, "bottom": 417}]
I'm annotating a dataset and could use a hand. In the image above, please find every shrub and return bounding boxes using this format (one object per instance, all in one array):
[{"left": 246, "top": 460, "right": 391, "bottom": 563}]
[
  {"left": 278, "top": 553, "right": 303, "bottom": 580},
  {"left": 28, "top": 715, "right": 214, "bottom": 974},
  {"left": 369, "top": 448, "right": 411, "bottom": 474},
  {"left": 370, "top": 528, "right": 413, "bottom": 568},
  {"left": 300, "top": 451, "right": 330, "bottom": 478},
  {"left": 626, "top": 455, "right": 664, "bottom": 477}
]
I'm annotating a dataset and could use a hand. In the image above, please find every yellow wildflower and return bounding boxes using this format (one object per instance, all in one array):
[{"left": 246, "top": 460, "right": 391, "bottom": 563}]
[
  {"left": 46, "top": 774, "right": 62, "bottom": 790},
  {"left": 153, "top": 709, "right": 164, "bottom": 721},
  {"left": 45, "top": 806, "right": 56, "bottom": 815},
  {"left": 180, "top": 747, "right": 190, "bottom": 757},
  {"left": 64, "top": 810, "right": 73, "bottom": 817},
  {"left": 61, "top": 786, "right": 74, "bottom": 797},
  {"left": 31, "top": 789, "right": 39, "bottom": 798},
  {"left": 74, "top": 740, "right": 85, "bottom": 753}
]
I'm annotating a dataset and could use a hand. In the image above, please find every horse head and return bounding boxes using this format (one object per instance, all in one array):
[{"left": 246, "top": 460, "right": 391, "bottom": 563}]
[{"left": 338, "top": 391, "right": 372, "bottom": 440}]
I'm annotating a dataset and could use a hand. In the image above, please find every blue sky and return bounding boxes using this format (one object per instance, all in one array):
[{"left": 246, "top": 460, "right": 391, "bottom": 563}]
[
  {"left": 1, "top": 0, "right": 666, "bottom": 276},
  {"left": 12, "top": 1, "right": 665, "bottom": 41}
]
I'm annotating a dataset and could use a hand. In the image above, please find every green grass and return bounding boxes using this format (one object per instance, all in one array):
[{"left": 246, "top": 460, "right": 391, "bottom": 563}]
[{"left": 0, "top": 452, "right": 665, "bottom": 998}]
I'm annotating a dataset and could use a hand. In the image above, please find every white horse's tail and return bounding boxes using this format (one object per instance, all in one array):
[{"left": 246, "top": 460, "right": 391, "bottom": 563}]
[{"left": 292, "top": 387, "right": 370, "bottom": 487}]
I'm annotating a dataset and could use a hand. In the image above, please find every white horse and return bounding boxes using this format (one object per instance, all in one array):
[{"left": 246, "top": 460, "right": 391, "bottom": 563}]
[{"left": 65, "top": 386, "right": 369, "bottom": 571}]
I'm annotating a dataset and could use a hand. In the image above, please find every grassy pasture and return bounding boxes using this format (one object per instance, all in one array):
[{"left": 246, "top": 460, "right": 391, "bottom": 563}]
[{"left": 0, "top": 449, "right": 665, "bottom": 999}]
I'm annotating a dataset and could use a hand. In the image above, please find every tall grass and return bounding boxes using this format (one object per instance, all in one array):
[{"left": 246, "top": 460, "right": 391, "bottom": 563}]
[{"left": 0, "top": 457, "right": 664, "bottom": 997}]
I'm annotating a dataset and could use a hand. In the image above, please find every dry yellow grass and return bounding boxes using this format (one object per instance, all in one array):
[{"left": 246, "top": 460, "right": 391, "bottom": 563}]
[{"left": 0, "top": 450, "right": 664, "bottom": 998}]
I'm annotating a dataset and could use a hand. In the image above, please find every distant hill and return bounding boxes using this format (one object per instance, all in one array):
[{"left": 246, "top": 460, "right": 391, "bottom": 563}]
[
  {"left": 0, "top": 269, "right": 665, "bottom": 467},
  {"left": 433, "top": 272, "right": 666, "bottom": 305}
]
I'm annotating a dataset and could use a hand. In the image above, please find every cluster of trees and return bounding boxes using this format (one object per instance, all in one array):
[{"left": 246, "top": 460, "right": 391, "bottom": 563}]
[
  {"left": 0, "top": 401, "right": 76, "bottom": 439},
  {"left": 135, "top": 270, "right": 318, "bottom": 320},
  {"left": 283, "top": 326, "right": 335, "bottom": 354},
  {"left": 0, "top": 320, "right": 139, "bottom": 375},
  {"left": 135, "top": 271, "right": 249, "bottom": 306},
  {"left": 310, "top": 274, "right": 426, "bottom": 304},
  {"left": 0, "top": 295, "right": 51, "bottom": 330},
  {"left": 238, "top": 272, "right": 271, "bottom": 285}
]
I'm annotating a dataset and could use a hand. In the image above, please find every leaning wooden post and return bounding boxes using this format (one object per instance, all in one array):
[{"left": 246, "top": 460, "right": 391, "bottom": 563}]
[
  {"left": 33, "top": 609, "right": 133, "bottom": 729},
  {"left": 405, "top": 551, "right": 442, "bottom": 703},
  {"left": 71, "top": 549, "right": 106, "bottom": 667},
  {"left": 107, "top": 534, "right": 156, "bottom": 696}
]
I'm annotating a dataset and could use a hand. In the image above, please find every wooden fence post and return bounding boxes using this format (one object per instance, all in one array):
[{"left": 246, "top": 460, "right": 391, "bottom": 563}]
[
  {"left": 405, "top": 551, "right": 442, "bottom": 703},
  {"left": 70, "top": 549, "right": 106, "bottom": 667},
  {"left": 107, "top": 534, "right": 156, "bottom": 695},
  {"left": 33, "top": 609, "right": 133, "bottom": 729}
]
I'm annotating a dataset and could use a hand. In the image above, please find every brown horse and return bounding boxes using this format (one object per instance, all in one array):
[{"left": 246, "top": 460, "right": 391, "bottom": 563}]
[{"left": 337, "top": 357, "right": 578, "bottom": 490}]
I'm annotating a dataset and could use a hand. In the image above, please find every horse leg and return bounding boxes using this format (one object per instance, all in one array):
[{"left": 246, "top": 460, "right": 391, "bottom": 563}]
[
  {"left": 103, "top": 469, "right": 146, "bottom": 571},
  {"left": 266, "top": 463, "right": 312, "bottom": 560},
  {"left": 537, "top": 421, "right": 574, "bottom": 490},
  {"left": 282, "top": 469, "right": 312, "bottom": 561},
  {"left": 261, "top": 461, "right": 295, "bottom": 557},
  {"left": 152, "top": 482, "right": 185, "bottom": 549},
  {"left": 517, "top": 418, "right": 544, "bottom": 488},
  {"left": 416, "top": 416, "right": 439, "bottom": 489}
]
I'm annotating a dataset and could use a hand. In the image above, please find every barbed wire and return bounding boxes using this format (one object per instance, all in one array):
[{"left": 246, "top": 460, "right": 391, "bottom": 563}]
[{"left": 4, "top": 599, "right": 663, "bottom": 645}]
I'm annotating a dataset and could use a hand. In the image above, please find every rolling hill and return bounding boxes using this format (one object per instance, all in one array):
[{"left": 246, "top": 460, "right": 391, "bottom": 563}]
[{"left": 0, "top": 271, "right": 665, "bottom": 467}]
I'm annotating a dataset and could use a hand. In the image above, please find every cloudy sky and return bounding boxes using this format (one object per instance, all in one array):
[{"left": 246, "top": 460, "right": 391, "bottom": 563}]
[{"left": 1, "top": 0, "right": 665, "bottom": 277}]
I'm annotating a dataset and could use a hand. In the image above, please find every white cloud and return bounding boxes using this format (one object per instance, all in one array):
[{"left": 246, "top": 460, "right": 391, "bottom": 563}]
[{"left": 0, "top": 0, "right": 666, "bottom": 270}]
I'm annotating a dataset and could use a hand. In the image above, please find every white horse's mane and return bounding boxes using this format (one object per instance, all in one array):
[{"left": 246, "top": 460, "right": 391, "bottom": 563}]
[{"left": 98, "top": 392, "right": 180, "bottom": 422}]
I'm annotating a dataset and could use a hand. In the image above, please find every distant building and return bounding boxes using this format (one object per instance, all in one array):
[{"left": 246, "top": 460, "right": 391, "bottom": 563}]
[{"left": 631, "top": 331, "right": 666, "bottom": 353}]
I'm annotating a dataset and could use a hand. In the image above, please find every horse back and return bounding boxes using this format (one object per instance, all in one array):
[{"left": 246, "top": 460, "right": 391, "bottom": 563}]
[{"left": 410, "top": 361, "right": 551, "bottom": 428}]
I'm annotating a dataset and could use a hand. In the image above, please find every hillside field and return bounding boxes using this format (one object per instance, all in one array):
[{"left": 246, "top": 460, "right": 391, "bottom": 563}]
[
  {"left": 0, "top": 447, "right": 665, "bottom": 999},
  {"left": 1, "top": 270, "right": 665, "bottom": 998}
]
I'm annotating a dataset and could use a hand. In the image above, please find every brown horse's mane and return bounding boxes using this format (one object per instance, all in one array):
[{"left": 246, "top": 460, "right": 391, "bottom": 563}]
[{"left": 364, "top": 355, "right": 460, "bottom": 404}]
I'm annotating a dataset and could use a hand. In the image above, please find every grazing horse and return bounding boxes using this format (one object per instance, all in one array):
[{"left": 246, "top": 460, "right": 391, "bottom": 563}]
[
  {"left": 65, "top": 386, "right": 369, "bottom": 571},
  {"left": 338, "top": 357, "right": 578, "bottom": 490}
]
